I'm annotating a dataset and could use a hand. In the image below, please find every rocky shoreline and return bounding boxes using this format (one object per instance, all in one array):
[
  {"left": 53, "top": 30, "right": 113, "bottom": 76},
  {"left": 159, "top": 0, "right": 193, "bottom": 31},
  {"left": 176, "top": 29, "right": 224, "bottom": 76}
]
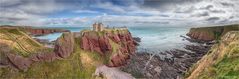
[{"left": 120, "top": 36, "right": 213, "bottom": 79}]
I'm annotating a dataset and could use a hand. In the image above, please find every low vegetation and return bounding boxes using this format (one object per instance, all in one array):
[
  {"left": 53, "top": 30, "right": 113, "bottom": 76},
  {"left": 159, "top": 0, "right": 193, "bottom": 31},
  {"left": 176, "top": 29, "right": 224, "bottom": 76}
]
[
  {"left": 186, "top": 31, "right": 239, "bottom": 79},
  {"left": 0, "top": 28, "right": 48, "bottom": 57}
]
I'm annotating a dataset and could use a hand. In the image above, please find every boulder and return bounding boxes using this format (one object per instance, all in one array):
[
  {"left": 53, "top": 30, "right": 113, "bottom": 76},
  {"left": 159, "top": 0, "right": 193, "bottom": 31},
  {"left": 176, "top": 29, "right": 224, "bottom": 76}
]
[
  {"left": 30, "top": 52, "right": 57, "bottom": 62},
  {"left": 6, "top": 53, "right": 32, "bottom": 71},
  {"left": 54, "top": 32, "right": 74, "bottom": 58}
]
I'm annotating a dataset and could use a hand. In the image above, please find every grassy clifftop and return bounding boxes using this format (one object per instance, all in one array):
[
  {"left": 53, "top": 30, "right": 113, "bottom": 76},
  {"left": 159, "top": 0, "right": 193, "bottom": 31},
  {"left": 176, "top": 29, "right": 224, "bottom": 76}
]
[
  {"left": 186, "top": 31, "right": 239, "bottom": 79},
  {"left": 187, "top": 24, "right": 239, "bottom": 41}
]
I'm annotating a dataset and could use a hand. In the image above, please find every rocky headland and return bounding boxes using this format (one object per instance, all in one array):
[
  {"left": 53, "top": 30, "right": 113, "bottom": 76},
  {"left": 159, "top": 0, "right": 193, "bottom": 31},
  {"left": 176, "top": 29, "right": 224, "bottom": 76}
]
[
  {"left": 186, "top": 24, "right": 239, "bottom": 42},
  {"left": 0, "top": 25, "right": 69, "bottom": 36},
  {"left": 0, "top": 26, "right": 137, "bottom": 78}
]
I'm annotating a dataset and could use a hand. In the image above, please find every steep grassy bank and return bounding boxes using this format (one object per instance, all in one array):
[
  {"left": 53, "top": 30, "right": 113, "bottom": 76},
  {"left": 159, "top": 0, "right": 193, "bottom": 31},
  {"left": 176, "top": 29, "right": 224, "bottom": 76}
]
[
  {"left": 186, "top": 31, "right": 239, "bottom": 79},
  {"left": 0, "top": 28, "right": 47, "bottom": 57}
]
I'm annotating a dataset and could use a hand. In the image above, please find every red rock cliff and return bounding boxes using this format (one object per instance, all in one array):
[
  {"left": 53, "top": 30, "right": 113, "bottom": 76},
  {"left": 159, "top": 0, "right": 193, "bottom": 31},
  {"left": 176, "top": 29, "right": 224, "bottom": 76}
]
[
  {"left": 186, "top": 24, "right": 239, "bottom": 42},
  {"left": 25, "top": 28, "right": 69, "bottom": 36},
  {"left": 80, "top": 30, "right": 137, "bottom": 67},
  {"left": 0, "top": 25, "right": 69, "bottom": 36},
  {"left": 186, "top": 28, "right": 216, "bottom": 41}
]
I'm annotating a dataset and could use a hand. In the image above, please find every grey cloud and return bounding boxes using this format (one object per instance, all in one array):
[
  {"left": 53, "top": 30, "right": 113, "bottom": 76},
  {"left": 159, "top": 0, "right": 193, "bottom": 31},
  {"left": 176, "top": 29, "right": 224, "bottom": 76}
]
[
  {"left": 210, "top": 10, "right": 226, "bottom": 13},
  {"left": 191, "top": 12, "right": 209, "bottom": 17},
  {"left": 135, "top": 21, "right": 169, "bottom": 24},
  {"left": 206, "top": 17, "right": 220, "bottom": 21},
  {"left": 159, "top": 14, "right": 170, "bottom": 17},
  {"left": 229, "top": 16, "right": 234, "bottom": 19},
  {"left": 221, "top": 2, "right": 234, "bottom": 7},
  {"left": 0, "top": 0, "right": 22, "bottom": 7},
  {"left": 142, "top": 0, "right": 202, "bottom": 11},
  {"left": 199, "top": 5, "right": 213, "bottom": 10},
  {"left": 174, "top": 6, "right": 196, "bottom": 13},
  {"left": 198, "top": 4, "right": 226, "bottom": 13},
  {"left": 1, "top": 17, "right": 27, "bottom": 21},
  {"left": 0, "top": 0, "right": 65, "bottom": 25},
  {"left": 218, "top": 19, "right": 229, "bottom": 23},
  {"left": 0, "top": 0, "right": 238, "bottom": 26}
]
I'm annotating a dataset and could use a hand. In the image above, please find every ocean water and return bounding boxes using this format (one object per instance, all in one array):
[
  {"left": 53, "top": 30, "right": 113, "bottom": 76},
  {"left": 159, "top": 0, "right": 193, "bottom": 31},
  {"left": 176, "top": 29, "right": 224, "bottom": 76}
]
[
  {"left": 128, "top": 27, "right": 191, "bottom": 51},
  {"left": 35, "top": 27, "right": 90, "bottom": 41},
  {"left": 35, "top": 27, "right": 191, "bottom": 51}
]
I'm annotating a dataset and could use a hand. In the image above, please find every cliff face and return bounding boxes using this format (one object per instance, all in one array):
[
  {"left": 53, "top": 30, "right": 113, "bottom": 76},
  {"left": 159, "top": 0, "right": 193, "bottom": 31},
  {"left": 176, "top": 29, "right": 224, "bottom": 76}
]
[
  {"left": 186, "top": 31, "right": 239, "bottom": 79},
  {"left": 25, "top": 28, "right": 69, "bottom": 36},
  {"left": 187, "top": 24, "right": 239, "bottom": 42},
  {"left": 0, "top": 27, "right": 137, "bottom": 78},
  {"left": 80, "top": 29, "right": 137, "bottom": 67},
  {"left": 0, "top": 25, "right": 69, "bottom": 36}
]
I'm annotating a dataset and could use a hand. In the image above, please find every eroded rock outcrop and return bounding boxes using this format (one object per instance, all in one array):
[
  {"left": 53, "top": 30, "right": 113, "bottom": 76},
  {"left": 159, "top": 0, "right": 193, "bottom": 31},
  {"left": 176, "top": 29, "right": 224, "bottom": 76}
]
[
  {"left": 54, "top": 32, "right": 74, "bottom": 58},
  {"left": 80, "top": 31, "right": 112, "bottom": 55},
  {"left": 30, "top": 32, "right": 74, "bottom": 62},
  {"left": 80, "top": 30, "right": 137, "bottom": 67},
  {"left": 6, "top": 53, "right": 32, "bottom": 71}
]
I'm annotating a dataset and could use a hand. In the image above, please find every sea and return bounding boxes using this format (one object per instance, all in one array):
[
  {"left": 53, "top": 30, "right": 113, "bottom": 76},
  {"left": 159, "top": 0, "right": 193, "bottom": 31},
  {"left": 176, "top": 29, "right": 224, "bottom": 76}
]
[{"left": 35, "top": 26, "right": 192, "bottom": 52}]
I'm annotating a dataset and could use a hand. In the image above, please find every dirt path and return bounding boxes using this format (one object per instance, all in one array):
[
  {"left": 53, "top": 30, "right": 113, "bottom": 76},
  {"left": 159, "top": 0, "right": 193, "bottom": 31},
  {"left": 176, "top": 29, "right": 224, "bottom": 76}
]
[{"left": 95, "top": 65, "right": 135, "bottom": 79}]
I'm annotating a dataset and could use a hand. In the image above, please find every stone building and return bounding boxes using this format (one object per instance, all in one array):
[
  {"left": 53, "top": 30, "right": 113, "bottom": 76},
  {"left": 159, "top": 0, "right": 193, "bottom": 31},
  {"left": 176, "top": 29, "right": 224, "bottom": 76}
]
[{"left": 93, "top": 22, "right": 105, "bottom": 31}]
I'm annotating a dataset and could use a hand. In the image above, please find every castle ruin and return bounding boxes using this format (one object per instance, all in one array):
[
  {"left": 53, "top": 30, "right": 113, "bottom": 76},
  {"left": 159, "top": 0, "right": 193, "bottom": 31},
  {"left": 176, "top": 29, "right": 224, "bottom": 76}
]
[
  {"left": 92, "top": 22, "right": 127, "bottom": 31},
  {"left": 93, "top": 22, "right": 105, "bottom": 31}
]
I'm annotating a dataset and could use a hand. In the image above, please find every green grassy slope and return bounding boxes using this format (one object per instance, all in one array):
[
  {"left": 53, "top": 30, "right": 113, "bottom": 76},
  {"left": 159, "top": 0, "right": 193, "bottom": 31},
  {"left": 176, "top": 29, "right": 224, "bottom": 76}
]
[
  {"left": 186, "top": 31, "right": 239, "bottom": 79},
  {"left": 0, "top": 28, "right": 48, "bottom": 57}
]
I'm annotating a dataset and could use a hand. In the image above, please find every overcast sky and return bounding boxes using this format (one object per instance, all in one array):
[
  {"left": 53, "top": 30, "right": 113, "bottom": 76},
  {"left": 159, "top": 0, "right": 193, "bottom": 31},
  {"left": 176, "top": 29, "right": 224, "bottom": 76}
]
[{"left": 0, "top": 0, "right": 238, "bottom": 27}]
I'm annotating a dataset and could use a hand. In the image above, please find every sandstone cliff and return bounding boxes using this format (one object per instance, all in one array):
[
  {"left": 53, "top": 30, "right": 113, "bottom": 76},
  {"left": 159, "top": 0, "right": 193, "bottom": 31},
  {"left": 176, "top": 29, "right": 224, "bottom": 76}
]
[
  {"left": 187, "top": 24, "right": 239, "bottom": 42},
  {"left": 0, "top": 25, "right": 69, "bottom": 36},
  {"left": 186, "top": 31, "right": 239, "bottom": 79},
  {"left": 0, "top": 27, "right": 137, "bottom": 78},
  {"left": 25, "top": 28, "right": 69, "bottom": 36},
  {"left": 79, "top": 29, "right": 137, "bottom": 67}
]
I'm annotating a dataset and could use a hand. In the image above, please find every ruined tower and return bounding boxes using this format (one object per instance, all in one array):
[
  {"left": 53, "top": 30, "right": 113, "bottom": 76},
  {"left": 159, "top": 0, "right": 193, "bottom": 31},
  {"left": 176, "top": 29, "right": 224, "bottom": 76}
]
[
  {"left": 98, "top": 23, "right": 104, "bottom": 31},
  {"left": 92, "top": 22, "right": 104, "bottom": 31},
  {"left": 93, "top": 23, "right": 97, "bottom": 31}
]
